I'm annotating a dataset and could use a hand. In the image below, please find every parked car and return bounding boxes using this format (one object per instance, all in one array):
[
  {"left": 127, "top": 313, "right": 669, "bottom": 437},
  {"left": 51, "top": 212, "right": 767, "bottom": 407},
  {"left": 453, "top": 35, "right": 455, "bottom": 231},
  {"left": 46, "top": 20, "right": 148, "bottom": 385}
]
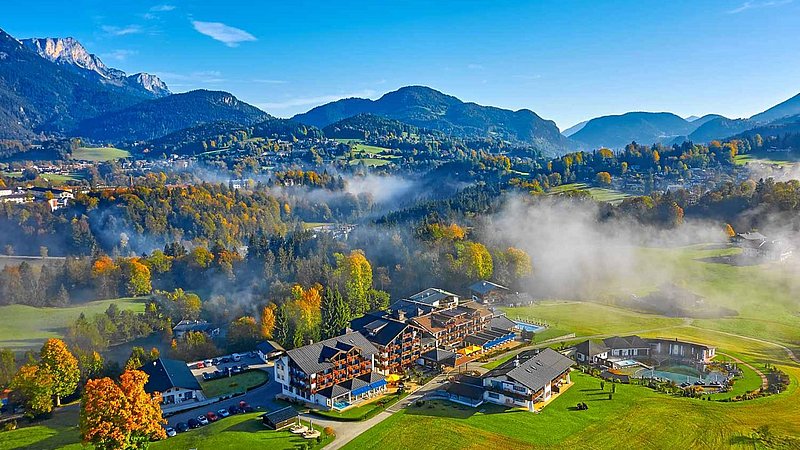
[
  {"left": 231, "top": 365, "right": 243, "bottom": 374},
  {"left": 164, "top": 426, "right": 177, "bottom": 437},
  {"left": 241, "top": 364, "right": 250, "bottom": 371},
  {"left": 248, "top": 351, "right": 257, "bottom": 358},
  {"left": 239, "top": 401, "right": 253, "bottom": 413},
  {"left": 232, "top": 353, "right": 242, "bottom": 362},
  {"left": 228, "top": 405, "right": 242, "bottom": 415},
  {"left": 176, "top": 422, "right": 189, "bottom": 433},
  {"left": 188, "top": 418, "right": 200, "bottom": 429},
  {"left": 197, "top": 415, "right": 209, "bottom": 426},
  {"left": 213, "top": 358, "right": 222, "bottom": 365},
  {"left": 206, "top": 411, "right": 219, "bottom": 422},
  {"left": 203, "top": 359, "right": 213, "bottom": 367},
  {"left": 221, "top": 356, "right": 232, "bottom": 364},
  {"left": 202, "top": 372, "right": 213, "bottom": 380},
  {"left": 195, "top": 362, "right": 205, "bottom": 369},
  {"left": 217, "top": 408, "right": 230, "bottom": 418}
]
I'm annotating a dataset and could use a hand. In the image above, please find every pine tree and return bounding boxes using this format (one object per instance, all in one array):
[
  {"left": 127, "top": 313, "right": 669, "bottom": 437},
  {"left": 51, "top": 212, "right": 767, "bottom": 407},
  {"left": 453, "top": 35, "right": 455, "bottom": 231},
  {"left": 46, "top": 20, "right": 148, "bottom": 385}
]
[
  {"left": 321, "top": 287, "right": 350, "bottom": 340},
  {"left": 273, "top": 305, "right": 290, "bottom": 347}
]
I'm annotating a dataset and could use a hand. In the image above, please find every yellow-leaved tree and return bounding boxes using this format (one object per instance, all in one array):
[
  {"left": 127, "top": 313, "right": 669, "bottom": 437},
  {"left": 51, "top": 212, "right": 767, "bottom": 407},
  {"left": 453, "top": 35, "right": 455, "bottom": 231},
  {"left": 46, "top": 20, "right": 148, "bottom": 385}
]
[{"left": 80, "top": 369, "right": 166, "bottom": 450}]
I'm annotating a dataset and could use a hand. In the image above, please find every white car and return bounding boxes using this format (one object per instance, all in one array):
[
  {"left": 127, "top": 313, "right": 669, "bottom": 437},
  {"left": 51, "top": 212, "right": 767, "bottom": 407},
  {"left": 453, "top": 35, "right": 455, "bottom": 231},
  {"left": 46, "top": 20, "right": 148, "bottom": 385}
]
[
  {"left": 197, "top": 415, "right": 209, "bottom": 426},
  {"left": 232, "top": 353, "right": 242, "bottom": 362},
  {"left": 165, "top": 427, "right": 177, "bottom": 437}
]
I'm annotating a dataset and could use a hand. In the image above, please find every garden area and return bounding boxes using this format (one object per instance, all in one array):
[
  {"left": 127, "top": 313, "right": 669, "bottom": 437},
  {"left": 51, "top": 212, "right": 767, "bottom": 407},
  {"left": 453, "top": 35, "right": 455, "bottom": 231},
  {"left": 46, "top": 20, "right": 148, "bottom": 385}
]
[{"left": 310, "top": 390, "right": 407, "bottom": 421}]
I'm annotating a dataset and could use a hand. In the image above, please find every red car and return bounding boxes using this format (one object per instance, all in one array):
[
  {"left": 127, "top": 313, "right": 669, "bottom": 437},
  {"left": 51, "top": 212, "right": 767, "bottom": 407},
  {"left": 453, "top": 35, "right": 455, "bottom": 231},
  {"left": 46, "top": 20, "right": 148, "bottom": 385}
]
[
  {"left": 239, "top": 401, "right": 253, "bottom": 413},
  {"left": 195, "top": 362, "right": 205, "bottom": 369},
  {"left": 206, "top": 411, "right": 219, "bottom": 422}
]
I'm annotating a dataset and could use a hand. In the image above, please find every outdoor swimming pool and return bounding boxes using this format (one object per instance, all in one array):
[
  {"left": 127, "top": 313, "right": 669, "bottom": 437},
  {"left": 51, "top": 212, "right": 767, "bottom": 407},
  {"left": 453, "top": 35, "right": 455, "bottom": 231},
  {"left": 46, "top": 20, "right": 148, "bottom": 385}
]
[
  {"left": 614, "top": 359, "right": 640, "bottom": 368},
  {"left": 636, "top": 369, "right": 726, "bottom": 385},
  {"left": 513, "top": 321, "right": 545, "bottom": 333},
  {"left": 333, "top": 401, "right": 351, "bottom": 410}
]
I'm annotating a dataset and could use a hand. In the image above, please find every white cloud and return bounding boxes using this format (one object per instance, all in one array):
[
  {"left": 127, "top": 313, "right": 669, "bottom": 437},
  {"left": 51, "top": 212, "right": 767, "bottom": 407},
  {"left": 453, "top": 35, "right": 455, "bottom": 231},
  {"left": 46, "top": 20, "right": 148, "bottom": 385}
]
[
  {"left": 150, "top": 4, "right": 176, "bottom": 12},
  {"left": 103, "top": 49, "right": 138, "bottom": 61},
  {"left": 257, "top": 89, "right": 377, "bottom": 111},
  {"left": 191, "top": 21, "right": 257, "bottom": 47},
  {"left": 727, "top": 0, "right": 792, "bottom": 14},
  {"left": 101, "top": 24, "right": 142, "bottom": 36}
]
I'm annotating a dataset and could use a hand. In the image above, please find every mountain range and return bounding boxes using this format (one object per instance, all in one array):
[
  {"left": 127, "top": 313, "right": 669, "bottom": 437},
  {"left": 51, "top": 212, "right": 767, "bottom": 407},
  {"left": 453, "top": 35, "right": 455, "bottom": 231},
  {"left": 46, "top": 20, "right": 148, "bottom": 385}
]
[
  {"left": 0, "top": 26, "right": 799, "bottom": 158},
  {"left": 293, "top": 85, "right": 573, "bottom": 154}
]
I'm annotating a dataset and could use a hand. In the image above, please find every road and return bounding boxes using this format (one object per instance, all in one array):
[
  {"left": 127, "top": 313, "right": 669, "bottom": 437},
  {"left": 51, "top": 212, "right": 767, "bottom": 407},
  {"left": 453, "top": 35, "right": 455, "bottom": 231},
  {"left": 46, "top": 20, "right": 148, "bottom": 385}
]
[{"left": 306, "top": 372, "right": 450, "bottom": 450}]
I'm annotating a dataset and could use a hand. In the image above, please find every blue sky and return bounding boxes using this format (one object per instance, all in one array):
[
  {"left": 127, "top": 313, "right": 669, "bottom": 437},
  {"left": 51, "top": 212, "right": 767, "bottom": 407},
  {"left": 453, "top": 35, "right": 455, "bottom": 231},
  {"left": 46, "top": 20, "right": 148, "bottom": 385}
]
[{"left": 4, "top": 0, "right": 800, "bottom": 129}]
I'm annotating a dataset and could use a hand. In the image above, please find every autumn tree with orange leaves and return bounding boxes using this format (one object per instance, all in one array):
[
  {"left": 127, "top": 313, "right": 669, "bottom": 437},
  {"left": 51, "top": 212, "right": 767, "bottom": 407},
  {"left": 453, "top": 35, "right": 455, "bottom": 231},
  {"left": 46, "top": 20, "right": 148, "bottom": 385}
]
[{"left": 80, "top": 369, "right": 166, "bottom": 450}]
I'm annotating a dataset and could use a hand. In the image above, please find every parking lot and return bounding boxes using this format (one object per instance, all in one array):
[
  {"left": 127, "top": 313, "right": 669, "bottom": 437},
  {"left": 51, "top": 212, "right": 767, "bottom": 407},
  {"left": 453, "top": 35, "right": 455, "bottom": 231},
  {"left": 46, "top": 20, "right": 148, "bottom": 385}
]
[{"left": 189, "top": 352, "right": 267, "bottom": 379}]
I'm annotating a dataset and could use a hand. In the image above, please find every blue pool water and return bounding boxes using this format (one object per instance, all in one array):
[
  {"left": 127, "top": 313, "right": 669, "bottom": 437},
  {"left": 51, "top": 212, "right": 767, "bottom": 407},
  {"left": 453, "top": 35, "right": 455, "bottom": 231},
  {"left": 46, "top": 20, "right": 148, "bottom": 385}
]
[
  {"left": 637, "top": 369, "right": 726, "bottom": 385},
  {"left": 615, "top": 359, "right": 639, "bottom": 368},
  {"left": 513, "top": 321, "right": 545, "bottom": 333},
  {"left": 333, "top": 401, "right": 350, "bottom": 410}
]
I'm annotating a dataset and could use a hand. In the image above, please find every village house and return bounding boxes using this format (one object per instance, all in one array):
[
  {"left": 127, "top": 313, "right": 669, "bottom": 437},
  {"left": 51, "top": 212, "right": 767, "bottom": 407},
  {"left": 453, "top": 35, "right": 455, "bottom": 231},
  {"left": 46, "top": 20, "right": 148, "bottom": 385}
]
[
  {"left": 573, "top": 339, "right": 609, "bottom": 364},
  {"left": 172, "top": 319, "right": 220, "bottom": 339},
  {"left": 467, "top": 280, "right": 511, "bottom": 304},
  {"left": 140, "top": 358, "right": 204, "bottom": 406},
  {"left": 349, "top": 312, "right": 422, "bottom": 374},
  {"left": 602, "top": 335, "right": 651, "bottom": 358},
  {"left": 256, "top": 340, "right": 286, "bottom": 362},
  {"left": 446, "top": 348, "right": 574, "bottom": 411},
  {"left": 274, "top": 331, "right": 387, "bottom": 410}
]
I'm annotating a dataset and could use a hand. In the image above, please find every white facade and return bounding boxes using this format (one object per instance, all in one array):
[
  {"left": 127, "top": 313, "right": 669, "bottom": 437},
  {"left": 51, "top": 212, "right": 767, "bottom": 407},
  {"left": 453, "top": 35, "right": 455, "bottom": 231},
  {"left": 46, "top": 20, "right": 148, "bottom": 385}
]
[
  {"left": 160, "top": 386, "right": 205, "bottom": 405},
  {"left": 482, "top": 372, "right": 570, "bottom": 412}
]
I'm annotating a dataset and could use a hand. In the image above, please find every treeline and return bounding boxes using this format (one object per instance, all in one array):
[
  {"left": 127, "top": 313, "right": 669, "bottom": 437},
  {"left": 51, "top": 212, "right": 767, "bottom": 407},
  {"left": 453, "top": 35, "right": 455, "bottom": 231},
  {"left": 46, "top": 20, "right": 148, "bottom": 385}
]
[
  {"left": 0, "top": 178, "right": 292, "bottom": 256},
  {"left": 511, "top": 140, "right": 741, "bottom": 192}
]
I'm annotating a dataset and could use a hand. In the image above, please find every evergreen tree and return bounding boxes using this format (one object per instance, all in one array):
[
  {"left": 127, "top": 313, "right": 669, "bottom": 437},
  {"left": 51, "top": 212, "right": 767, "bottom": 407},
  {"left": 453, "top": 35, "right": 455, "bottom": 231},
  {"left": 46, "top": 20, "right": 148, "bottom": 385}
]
[{"left": 321, "top": 287, "right": 350, "bottom": 340}]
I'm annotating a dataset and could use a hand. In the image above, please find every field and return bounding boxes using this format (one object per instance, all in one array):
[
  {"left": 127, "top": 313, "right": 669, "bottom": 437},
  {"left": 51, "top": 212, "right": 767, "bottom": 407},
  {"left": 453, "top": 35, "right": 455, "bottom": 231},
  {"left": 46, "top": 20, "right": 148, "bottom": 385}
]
[
  {"left": 548, "top": 183, "right": 629, "bottom": 204},
  {"left": 0, "top": 410, "right": 333, "bottom": 450},
  {"left": 734, "top": 152, "right": 799, "bottom": 166},
  {"left": 71, "top": 147, "right": 131, "bottom": 161},
  {"left": 346, "top": 142, "right": 400, "bottom": 167},
  {"left": 0, "top": 298, "right": 145, "bottom": 351},
  {"left": 1, "top": 172, "right": 82, "bottom": 183},
  {"left": 201, "top": 370, "right": 269, "bottom": 398}
]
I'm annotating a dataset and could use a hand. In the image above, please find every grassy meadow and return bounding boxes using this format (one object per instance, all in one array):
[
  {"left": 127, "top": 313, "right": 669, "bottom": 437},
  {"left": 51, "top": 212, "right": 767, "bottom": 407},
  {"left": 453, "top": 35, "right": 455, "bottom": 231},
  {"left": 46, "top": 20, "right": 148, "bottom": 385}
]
[
  {"left": 548, "top": 182, "right": 630, "bottom": 204},
  {"left": 201, "top": 370, "right": 269, "bottom": 398},
  {"left": 0, "top": 297, "right": 145, "bottom": 351},
  {"left": 71, "top": 147, "right": 130, "bottom": 161}
]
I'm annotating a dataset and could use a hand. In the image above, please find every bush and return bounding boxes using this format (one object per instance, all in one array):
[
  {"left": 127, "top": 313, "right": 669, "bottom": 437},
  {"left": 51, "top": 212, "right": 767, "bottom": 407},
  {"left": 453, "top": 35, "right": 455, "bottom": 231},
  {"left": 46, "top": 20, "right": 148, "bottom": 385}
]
[{"left": 323, "top": 426, "right": 335, "bottom": 437}]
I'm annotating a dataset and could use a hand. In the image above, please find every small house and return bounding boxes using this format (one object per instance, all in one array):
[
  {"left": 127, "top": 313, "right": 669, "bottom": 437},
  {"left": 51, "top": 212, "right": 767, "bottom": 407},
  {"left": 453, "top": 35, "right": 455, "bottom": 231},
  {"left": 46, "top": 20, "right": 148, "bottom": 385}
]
[{"left": 261, "top": 406, "right": 299, "bottom": 430}]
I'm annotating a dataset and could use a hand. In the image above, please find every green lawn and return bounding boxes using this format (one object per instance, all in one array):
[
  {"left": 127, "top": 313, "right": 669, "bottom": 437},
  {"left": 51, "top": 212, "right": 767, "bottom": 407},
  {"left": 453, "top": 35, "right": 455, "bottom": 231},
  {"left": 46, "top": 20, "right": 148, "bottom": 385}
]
[
  {"left": 352, "top": 143, "right": 392, "bottom": 155},
  {"left": 734, "top": 152, "right": 799, "bottom": 166},
  {"left": 310, "top": 392, "right": 405, "bottom": 421},
  {"left": 548, "top": 183, "right": 629, "bottom": 204},
  {"left": 202, "top": 370, "right": 269, "bottom": 398},
  {"left": 71, "top": 147, "right": 131, "bottom": 161},
  {"left": 344, "top": 368, "right": 800, "bottom": 450},
  {"left": 1, "top": 172, "right": 81, "bottom": 183},
  {"left": 0, "top": 298, "right": 146, "bottom": 352},
  {"left": 0, "top": 410, "right": 333, "bottom": 450},
  {"left": 349, "top": 158, "right": 393, "bottom": 167}
]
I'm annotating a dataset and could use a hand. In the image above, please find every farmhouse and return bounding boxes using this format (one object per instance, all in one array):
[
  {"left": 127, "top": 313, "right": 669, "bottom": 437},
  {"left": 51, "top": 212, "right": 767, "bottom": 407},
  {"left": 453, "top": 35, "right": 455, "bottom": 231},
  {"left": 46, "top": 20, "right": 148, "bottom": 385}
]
[
  {"left": 274, "top": 331, "right": 387, "bottom": 410},
  {"left": 140, "top": 358, "right": 204, "bottom": 406},
  {"left": 647, "top": 338, "right": 716, "bottom": 365},
  {"left": 349, "top": 313, "right": 422, "bottom": 374},
  {"left": 467, "top": 280, "right": 510, "bottom": 304},
  {"left": 603, "top": 335, "right": 651, "bottom": 358}
]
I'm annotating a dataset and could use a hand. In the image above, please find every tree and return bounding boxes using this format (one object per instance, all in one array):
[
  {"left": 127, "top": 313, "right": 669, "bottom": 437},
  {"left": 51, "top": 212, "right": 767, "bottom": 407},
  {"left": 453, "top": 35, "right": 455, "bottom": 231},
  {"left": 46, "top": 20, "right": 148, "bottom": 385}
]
[
  {"left": 0, "top": 348, "right": 16, "bottom": 388},
  {"left": 227, "top": 316, "right": 261, "bottom": 352},
  {"left": 334, "top": 250, "right": 373, "bottom": 316},
  {"left": 260, "top": 304, "right": 277, "bottom": 339},
  {"left": 454, "top": 242, "right": 493, "bottom": 280},
  {"left": 80, "top": 370, "right": 166, "bottom": 450},
  {"left": 321, "top": 287, "right": 350, "bottom": 340},
  {"left": 724, "top": 223, "right": 736, "bottom": 237},
  {"left": 119, "top": 258, "right": 152, "bottom": 296},
  {"left": 595, "top": 171, "right": 612, "bottom": 186},
  {"left": 11, "top": 364, "right": 55, "bottom": 417},
  {"left": 170, "top": 332, "right": 219, "bottom": 361},
  {"left": 273, "top": 305, "right": 290, "bottom": 348},
  {"left": 39, "top": 338, "right": 80, "bottom": 406}
]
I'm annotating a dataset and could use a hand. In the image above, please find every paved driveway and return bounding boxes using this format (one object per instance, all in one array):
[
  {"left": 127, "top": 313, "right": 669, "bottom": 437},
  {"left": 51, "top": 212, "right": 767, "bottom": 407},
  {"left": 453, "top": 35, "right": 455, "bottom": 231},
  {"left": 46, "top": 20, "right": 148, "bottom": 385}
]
[{"left": 166, "top": 366, "right": 281, "bottom": 428}]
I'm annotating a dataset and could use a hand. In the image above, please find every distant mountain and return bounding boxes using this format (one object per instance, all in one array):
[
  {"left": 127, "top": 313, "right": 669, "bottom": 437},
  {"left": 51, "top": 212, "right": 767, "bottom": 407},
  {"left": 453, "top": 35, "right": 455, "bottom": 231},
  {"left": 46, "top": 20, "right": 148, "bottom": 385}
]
[
  {"left": 570, "top": 112, "right": 695, "bottom": 149},
  {"left": 293, "top": 86, "right": 572, "bottom": 155},
  {"left": 749, "top": 93, "right": 800, "bottom": 124},
  {"left": 686, "top": 117, "right": 754, "bottom": 144},
  {"left": 690, "top": 114, "right": 726, "bottom": 127},
  {"left": 561, "top": 120, "right": 588, "bottom": 137},
  {"left": 0, "top": 28, "right": 147, "bottom": 140},
  {"left": 685, "top": 115, "right": 701, "bottom": 122},
  {"left": 322, "top": 113, "right": 443, "bottom": 140},
  {"left": 21, "top": 37, "right": 169, "bottom": 98},
  {"left": 74, "top": 90, "right": 271, "bottom": 142}
]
